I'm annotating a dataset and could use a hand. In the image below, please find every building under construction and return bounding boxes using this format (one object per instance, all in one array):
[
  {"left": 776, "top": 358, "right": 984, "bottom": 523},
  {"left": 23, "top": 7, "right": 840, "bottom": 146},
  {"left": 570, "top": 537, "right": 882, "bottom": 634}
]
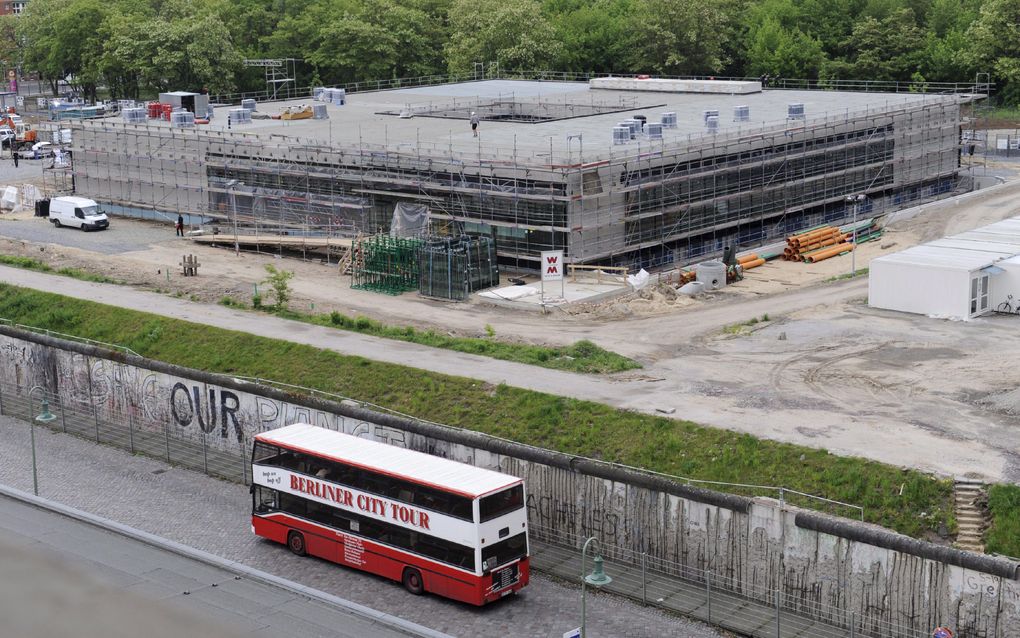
[{"left": 70, "top": 78, "right": 972, "bottom": 271}]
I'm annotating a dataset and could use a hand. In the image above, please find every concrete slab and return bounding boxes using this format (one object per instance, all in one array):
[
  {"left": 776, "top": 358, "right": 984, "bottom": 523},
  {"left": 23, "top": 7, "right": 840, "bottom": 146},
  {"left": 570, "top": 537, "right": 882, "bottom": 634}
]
[{"left": 201, "top": 80, "right": 945, "bottom": 163}]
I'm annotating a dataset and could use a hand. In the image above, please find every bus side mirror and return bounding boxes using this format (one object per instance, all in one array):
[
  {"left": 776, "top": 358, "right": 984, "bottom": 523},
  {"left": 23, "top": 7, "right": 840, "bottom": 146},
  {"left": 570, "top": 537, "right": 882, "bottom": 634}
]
[{"left": 249, "top": 484, "right": 256, "bottom": 494}]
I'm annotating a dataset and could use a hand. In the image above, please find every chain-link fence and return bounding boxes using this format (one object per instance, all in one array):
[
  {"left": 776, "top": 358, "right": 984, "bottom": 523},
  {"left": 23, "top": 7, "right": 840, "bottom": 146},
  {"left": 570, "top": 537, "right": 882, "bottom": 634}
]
[{"left": 0, "top": 374, "right": 943, "bottom": 638}]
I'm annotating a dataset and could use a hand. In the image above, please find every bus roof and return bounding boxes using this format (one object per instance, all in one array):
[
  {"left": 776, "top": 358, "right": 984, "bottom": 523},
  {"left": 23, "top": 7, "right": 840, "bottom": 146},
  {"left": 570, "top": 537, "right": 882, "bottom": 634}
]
[{"left": 255, "top": 423, "right": 522, "bottom": 498}]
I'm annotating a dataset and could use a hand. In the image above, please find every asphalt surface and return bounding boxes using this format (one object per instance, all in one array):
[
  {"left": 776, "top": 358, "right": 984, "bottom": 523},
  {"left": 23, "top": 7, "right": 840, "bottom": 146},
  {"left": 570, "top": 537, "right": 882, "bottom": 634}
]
[
  {"left": 0, "top": 490, "right": 441, "bottom": 638},
  {"left": 0, "top": 205, "right": 177, "bottom": 255},
  {"left": 0, "top": 414, "right": 726, "bottom": 638}
]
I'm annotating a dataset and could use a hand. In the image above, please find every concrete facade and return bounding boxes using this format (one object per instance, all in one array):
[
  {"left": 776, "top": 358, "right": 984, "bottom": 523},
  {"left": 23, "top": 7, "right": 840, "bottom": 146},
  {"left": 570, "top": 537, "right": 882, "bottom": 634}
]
[{"left": 1, "top": 325, "right": 1017, "bottom": 636}]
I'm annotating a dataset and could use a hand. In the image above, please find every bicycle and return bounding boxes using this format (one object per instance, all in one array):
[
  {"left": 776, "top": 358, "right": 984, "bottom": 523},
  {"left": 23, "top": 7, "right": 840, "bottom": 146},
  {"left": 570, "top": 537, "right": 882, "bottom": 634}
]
[{"left": 997, "top": 295, "right": 1017, "bottom": 314}]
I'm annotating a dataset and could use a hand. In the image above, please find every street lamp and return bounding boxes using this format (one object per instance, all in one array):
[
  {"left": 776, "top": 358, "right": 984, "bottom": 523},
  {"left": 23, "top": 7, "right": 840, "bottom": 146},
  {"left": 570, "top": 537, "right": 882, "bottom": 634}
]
[
  {"left": 845, "top": 193, "right": 866, "bottom": 277},
  {"left": 28, "top": 385, "right": 57, "bottom": 496},
  {"left": 580, "top": 536, "right": 612, "bottom": 638},
  {"left": 225, "top": 178, "right": 240, "bottom": 256}
]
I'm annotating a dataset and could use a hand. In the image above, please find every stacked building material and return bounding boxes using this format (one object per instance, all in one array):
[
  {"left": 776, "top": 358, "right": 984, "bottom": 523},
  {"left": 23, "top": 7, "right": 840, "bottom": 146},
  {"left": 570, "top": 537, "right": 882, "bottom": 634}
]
[
  {"left": 737, "top": 253, "right": 766, "bottom": 270},
  {"left": 782, "top": 226, "right": 849, "bottom": 261},
  {"left": 419, "top": 235, "right": 499, "bottom": 301},
  {"left": 351, "top": 235, "right": 422, "bottom": 295}
]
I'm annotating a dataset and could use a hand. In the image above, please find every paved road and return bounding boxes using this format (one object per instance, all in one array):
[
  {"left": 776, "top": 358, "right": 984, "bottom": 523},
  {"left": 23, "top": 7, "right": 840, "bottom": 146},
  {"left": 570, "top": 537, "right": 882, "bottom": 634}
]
[
  {"left": 0, "top": 414, "right": 726, "bottom": 638},
  {"left": 0, "top": 489, "right": 443, "bottom": 638}
]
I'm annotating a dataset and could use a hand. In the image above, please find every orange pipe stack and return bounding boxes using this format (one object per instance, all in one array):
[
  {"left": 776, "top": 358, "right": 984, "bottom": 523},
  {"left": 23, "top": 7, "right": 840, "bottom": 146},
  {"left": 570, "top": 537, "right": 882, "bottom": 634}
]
[
  {"left": 803, "top": 242, "right": 854, "bottom": 263},
  {"left": 740, "top": 257, "right": 766, "bottom": 269},
  {"left": 783, "top": 227, "right": 848, "bottom": 261}
]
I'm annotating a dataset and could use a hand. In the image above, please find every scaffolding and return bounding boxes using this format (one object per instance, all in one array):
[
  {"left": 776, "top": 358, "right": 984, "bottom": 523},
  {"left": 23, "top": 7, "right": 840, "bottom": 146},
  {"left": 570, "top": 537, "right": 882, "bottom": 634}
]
[
  {"left": 68, "top": 83, "right": 977, "bottom": 273},
  {"left": 419, "top": 235, "right": 499, "bottom": 301},
  {"left": 351, "top": 235, "right": 422, "bottom": 295}
]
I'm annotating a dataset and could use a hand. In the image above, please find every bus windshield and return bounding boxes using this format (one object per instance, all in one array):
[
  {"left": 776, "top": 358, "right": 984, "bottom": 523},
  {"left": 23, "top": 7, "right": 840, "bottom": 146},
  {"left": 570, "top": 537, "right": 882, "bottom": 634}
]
[{"left": 479, "top": 484, "right": 524, "bottom": 522}]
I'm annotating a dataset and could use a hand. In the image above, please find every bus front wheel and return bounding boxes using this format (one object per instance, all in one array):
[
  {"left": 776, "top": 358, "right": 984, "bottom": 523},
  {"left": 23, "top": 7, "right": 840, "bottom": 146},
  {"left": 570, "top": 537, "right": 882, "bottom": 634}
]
[
  {"left": 402, "top": 567, "right": 424, "bottom": 595},
  {"left": 287, "top": 531, "right": 306, "bottom": 556}
]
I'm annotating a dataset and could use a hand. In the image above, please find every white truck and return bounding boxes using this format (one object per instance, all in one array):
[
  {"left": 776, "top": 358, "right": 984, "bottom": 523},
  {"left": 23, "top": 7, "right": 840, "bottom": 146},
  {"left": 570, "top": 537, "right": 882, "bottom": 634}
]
[{"left": 47, "top": 196, "right": 109, "bottom": 231}]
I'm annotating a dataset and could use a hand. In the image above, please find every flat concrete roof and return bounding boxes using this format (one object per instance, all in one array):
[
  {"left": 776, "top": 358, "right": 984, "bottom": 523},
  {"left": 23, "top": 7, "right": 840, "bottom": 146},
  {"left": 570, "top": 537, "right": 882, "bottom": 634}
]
[{"left": 201, "top": 80, "right": 957, "bottom": 163}]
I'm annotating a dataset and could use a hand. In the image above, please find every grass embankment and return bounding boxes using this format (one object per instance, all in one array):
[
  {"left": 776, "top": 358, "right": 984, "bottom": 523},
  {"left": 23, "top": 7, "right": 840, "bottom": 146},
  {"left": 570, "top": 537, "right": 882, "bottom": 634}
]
[
  {"left": 0, "top": 255, "right": 119, "bottom": 284},
  {"left": 0, "top": 283, "right": 954, "bottom": 538},
  {"left": 223, "top": 297, "right": 637, "bottom": 374},
  {"left": 986, "top": 484, "right": 1020, "bottom": 558},
  {"left": 0, "top": 254, "right": 637, "bottom": 374}
]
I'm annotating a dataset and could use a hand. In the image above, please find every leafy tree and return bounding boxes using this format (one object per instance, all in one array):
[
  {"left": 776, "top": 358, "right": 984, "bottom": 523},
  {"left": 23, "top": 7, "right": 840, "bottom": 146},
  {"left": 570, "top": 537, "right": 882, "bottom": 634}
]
[
  {"left": 967, "top": 0, "right": 1020, "bottom": 103},
  {"left": 824, "top": 8, "right": 924, "bottom": 82},
  {"left": 744, "top": 15, "right": 825, "bottom": 79},
  {"left": 19, "top": 0, "right": 111, "bottom": 98},
  {"left": 549, "top": 0, "right": 640, "bottom": 73},
  {"left": 629, "top": 0, "right": 738, "bottom": 75},
  {"left": 446, "top": 0, "right": 562, "bottom": 74},
  {"left": 263, "top": 264, "right": 295, "bottom": 311}
]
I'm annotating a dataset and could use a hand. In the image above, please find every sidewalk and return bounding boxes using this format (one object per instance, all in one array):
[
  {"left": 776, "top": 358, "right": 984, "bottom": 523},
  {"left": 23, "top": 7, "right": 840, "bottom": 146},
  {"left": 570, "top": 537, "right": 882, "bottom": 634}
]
[{"left": 0, "top": 412, "right": 726, "bottom": 638}]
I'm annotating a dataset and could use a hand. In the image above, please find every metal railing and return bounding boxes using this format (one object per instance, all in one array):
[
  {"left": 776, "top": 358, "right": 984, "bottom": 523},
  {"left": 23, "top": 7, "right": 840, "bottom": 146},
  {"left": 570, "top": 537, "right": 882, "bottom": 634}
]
[
  {"left": 0, "top": 375, "right": 930, "bottom": 638},
  {"left": 531, "top": 521, "right": 934, "bottom": 638},
  {"left": 208, "top": 69, "right": 989, "bottom": 106}
]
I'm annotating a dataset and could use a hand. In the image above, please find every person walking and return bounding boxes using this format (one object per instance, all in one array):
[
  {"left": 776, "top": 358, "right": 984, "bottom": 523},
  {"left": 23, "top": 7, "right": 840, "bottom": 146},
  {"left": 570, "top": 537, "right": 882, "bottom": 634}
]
[
  {"left": 12, "top": 148, "right": 18, "bottom": 168},
  {"left": 470, "top": 111, "right": 480, "bottom": 137},
  {"left": 176, "top": 213, "right": 184, "bottom": 237}
]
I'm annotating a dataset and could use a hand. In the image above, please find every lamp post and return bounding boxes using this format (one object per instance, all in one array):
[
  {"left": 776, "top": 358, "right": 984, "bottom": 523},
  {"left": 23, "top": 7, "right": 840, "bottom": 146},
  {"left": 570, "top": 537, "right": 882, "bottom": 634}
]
[
  {"left": 226, "top": 178, "right": 240, "bottom": 256},
  {"left": 580, "top": 536, "right": 612, "bottom": 638},
  {"left": 845, "top": 194, "right": 866, "bottom": 277},
  {"left": 28, "top": 386, "right": 57, "bottom": 496}
]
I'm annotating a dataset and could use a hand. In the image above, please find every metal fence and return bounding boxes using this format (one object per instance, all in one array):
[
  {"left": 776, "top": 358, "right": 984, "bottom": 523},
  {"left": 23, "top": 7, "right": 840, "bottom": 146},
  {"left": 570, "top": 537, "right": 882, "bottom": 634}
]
[
  {"left": 0, "top": 379, "right": 250, "bottom": 486},
  {"left": 208, "top": 69, "right": 989, "bottom": 106},
  {"left": 532, "top": 522, "right": 933, "bottom": 638},
  {"left": 0, "top": 374, "right": 937, "bottom": 638}
]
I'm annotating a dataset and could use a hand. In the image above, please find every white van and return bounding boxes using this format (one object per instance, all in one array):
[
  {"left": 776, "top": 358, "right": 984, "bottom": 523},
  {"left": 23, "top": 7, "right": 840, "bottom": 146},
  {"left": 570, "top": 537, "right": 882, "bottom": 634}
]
[{"left": 48, "top": 196, "right": 109, "bottom": 231}]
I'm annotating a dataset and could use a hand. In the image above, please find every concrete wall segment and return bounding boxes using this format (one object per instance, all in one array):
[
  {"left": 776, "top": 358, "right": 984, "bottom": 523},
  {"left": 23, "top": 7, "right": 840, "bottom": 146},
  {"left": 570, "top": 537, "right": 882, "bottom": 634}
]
[{"left": 2, "top": 323, "right": 1019, "bottom": 635}]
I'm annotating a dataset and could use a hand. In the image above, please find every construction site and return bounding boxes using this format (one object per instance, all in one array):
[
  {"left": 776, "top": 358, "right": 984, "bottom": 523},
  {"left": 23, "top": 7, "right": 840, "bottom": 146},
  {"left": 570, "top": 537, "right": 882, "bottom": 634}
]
[{"left": 62, "top": 78, "right": 971, "bottom": 283}]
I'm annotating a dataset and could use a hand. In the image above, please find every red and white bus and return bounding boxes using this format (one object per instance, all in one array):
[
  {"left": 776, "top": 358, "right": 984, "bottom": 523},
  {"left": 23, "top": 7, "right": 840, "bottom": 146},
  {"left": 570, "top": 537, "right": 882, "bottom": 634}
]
[{"left": 250, "top": 423, "right": 529, "bottom": 605}]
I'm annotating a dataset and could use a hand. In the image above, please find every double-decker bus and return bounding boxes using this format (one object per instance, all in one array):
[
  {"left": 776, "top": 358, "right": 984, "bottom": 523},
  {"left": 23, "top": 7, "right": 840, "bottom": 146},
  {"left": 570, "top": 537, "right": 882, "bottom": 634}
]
[{"left": 250, "top": 423, "right": 529, "bottom": 605}]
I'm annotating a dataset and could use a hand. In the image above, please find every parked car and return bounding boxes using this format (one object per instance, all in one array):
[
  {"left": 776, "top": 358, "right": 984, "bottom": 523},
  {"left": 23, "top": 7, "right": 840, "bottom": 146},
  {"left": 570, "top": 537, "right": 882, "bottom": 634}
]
[{"left": 0, "top": 126, "right": 13, "bottom": 149}]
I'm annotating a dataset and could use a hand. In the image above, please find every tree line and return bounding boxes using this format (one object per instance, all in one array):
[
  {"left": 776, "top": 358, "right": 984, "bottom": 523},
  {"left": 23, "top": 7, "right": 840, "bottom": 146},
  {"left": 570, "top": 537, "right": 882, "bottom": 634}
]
[{"left": 3, "top": 0, "right": 1019, "bottom": 103}]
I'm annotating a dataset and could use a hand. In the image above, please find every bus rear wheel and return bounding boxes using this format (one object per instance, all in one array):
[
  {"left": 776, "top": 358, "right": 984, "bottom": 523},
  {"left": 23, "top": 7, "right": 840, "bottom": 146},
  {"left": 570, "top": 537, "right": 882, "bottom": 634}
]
[
  {"left": 287, "top": 531, "right": 306, "bottom": 556},
  {"left": 402, "top": 567, "right": 424, "bottom": 595}
]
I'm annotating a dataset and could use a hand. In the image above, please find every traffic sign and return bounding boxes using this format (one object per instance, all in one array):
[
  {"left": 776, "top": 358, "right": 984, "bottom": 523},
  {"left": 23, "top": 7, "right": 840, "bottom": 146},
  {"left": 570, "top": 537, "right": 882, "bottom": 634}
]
[{"left": 563, "top": 629, "right": 581, "bottom": 638}]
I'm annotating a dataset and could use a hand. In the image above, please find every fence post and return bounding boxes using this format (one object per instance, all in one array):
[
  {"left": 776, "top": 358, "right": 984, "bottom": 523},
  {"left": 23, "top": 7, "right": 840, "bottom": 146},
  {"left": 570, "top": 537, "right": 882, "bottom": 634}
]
[
  {"left": 128, "top": 408, "right": 134, "bottom": 454},
  {"left": 0, "top": 379, "right": 5, "bottom": 415},
  {"left": 203, "top": 431, "right": 209, "bottom": 475},
  {"left": 775, "top": 589, "right": 781, "bottom": 638},
  {"left": 706, "top": 571, "right": 712, "bottom": 623},
  {"left": 850, "top": 611, "right": 855, "bottom": 638},
  {"left": 92, "top": 399, "right": 100, "bottom": 443},
  {"left": 641, "top": 552, "right": 647, "bottom": 605},
  {"left": 164, "top": 420, "right": 171, "bottom": 463},
  {"left": 59, "top": 395, "right": 66, "bottom": 433},
  {"left": 240, "top": 444, "right": 247, "bottom": 484}
]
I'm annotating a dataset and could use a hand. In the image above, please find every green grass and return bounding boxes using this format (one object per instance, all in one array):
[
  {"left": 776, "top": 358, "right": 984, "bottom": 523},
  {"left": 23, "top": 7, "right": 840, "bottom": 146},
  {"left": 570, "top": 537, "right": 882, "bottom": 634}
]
[
  {"left": 0, "top": 283, "right": 956, "bottom": 538},
  {"left": 722, "top": 314, "right": 771, "bottom": 335},
  {"left": 986, "top": 484, "right": 1020, "bottom": 557},
  {"left": 826, "top": 267, "right": 870, "bottom": 283},
  {"left": 229, "top": 302, "right": 638, "bottom": 375},
  {"left": 1, "top": 253, "right": 637, "bottom": 375},
  {"left": 0, "top": 255, "right": 120, "bottom": 284}
]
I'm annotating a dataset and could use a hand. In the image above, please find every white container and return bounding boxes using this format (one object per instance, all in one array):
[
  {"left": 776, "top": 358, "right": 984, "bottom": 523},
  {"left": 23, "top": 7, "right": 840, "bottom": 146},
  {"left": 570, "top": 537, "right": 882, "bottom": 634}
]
[
  {"left": 788, "top": 103, "right": 805, "bottom": 120},
  {"left": 705, "top": 115, "right": 719, "bottom": 134},
  {"left": 612, "top": 126, "right": 630, "bottom": 145},
  {"left": 661, "top": 112, "right": 677, "bottom": 128},
  {"left": 696, "top": 260, "right": 727, "bottom": 290},
  {"left": 733, "top": 105, "right": 750, "bottom": 122},
  {"left": 646, "top": 122, "right": 663, "bottom": 140},
  {"left": 241, "top": 98, "right": 257, "bottom": 112},
  {"left": 312, "top": 103, "right": 329, "bottom": 119}
]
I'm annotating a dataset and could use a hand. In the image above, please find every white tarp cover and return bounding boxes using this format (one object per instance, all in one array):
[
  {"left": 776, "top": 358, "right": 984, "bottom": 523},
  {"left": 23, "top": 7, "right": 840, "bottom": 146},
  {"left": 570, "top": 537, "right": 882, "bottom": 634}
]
[
  {"left": 1, "top": 186, "right": 17, "bottom": 210},
  {"left": 389, "top": 202, "right": 429, "bottom": 237},
  {"left": 627, "top": 268, "right": 650, "bottom": 290}
]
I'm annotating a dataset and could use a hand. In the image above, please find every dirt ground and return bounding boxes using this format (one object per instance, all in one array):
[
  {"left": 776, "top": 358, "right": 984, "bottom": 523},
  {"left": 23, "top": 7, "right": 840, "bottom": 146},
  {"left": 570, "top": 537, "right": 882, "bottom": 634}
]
[{"left": 2, "top": 160, "right": 1020, "bottom": 482}]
